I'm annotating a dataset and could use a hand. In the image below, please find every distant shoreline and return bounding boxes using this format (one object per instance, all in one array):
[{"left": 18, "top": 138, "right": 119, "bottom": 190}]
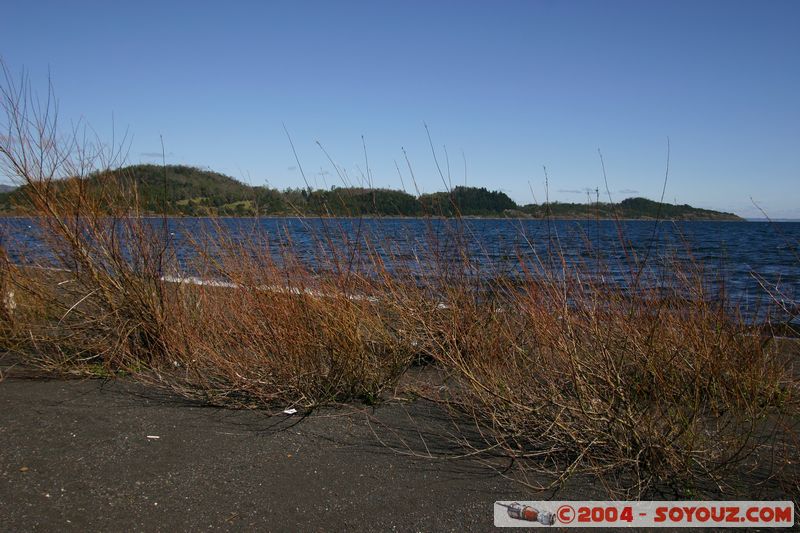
[
  {"left": 0, "top": 164, "right": 745, "bottom": 221},
  {"left": 0, "top": 213, "right": 751, "bottom": 222}
]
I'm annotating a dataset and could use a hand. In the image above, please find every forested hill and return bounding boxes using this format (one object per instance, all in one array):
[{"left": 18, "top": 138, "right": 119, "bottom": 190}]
[
  {"left": 0, "top": 164, "right": 743, "bottom": 220},
  {"left": 518, "top": 197, "right": 743, "bottom": 221}
]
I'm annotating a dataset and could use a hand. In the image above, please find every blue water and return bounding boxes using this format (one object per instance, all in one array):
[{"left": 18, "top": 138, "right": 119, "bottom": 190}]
[{"left": 2, "top": 217, "right": 799, "bottom": 323}]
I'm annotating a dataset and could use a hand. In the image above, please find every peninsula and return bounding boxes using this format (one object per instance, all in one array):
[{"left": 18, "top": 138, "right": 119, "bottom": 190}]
[{"left": 0, "top": 165, "right": 743, "bottom": 220}]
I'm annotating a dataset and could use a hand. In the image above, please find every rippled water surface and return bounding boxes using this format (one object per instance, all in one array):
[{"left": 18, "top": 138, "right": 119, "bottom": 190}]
[{"left": 2, "top": 217, "right": 799, "bottom": 322}]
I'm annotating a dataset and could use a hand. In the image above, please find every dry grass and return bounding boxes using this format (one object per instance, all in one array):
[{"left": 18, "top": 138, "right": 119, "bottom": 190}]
[
  {"left": 404, "top": 256, "right": 798, "bottom": 497},
  {"left": 0, "top": 62, "right": 797, "bottom": 499}
]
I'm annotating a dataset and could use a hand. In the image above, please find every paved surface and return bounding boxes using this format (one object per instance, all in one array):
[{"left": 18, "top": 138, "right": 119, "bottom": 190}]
[
  {"left": 3, "top": 349, "right": 797, "bottom": 531},
  {"left": 0, "top": 376, "right": 533, "bottom": 532}
]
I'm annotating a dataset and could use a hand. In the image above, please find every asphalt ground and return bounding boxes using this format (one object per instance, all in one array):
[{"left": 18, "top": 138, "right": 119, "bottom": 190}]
[
  {"left": 1, "top": 343, "right": 797, "bottom": 532},
  {"left": 0, "top": 375, "right": 544, "bottom": 532}
]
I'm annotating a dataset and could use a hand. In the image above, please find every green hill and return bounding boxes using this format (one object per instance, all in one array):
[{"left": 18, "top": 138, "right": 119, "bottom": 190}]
[
  {"left": 419, "top": 187, "right": 517, "bottom": 216},
  {"left": 518, "top": 197, "right": 741, "bottom": 221},
  {"left": 0, "top": 164, "right": 743, "bottom": 220}
]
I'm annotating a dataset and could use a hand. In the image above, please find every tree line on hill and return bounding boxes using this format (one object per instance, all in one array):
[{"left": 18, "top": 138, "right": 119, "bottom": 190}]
[{"left": 0, "top": 164, "right": 742, "bottom": 220}]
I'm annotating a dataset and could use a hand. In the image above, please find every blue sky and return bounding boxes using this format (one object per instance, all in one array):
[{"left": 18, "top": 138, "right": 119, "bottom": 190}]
[{"left": 1, "top": 0, "right": 798, "bottom": 217}]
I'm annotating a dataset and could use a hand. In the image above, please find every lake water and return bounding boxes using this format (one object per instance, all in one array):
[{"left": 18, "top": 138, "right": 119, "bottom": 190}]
[{"left": 2, "top": 217, "right": 798, "bottom": 324}]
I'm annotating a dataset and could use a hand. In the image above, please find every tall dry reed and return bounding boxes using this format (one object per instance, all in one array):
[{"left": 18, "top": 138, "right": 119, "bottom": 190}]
[{"left": 0, "top": 63, "right": 796, "bottom": 498}]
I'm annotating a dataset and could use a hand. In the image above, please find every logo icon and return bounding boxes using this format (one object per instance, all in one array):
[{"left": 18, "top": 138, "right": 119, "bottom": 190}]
[{"left": 496, "top": 502, "right": 556, "bottom": 525}]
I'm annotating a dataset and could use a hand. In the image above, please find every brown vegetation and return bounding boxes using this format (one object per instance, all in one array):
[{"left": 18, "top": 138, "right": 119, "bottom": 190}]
[{"left": 0, "top": 63, "right": 796, "bottom": 499}]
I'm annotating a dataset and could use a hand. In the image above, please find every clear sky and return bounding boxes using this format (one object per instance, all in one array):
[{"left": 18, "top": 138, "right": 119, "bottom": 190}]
[{"left": 1, "top": 0, "right": 798, "bottom": 217}]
